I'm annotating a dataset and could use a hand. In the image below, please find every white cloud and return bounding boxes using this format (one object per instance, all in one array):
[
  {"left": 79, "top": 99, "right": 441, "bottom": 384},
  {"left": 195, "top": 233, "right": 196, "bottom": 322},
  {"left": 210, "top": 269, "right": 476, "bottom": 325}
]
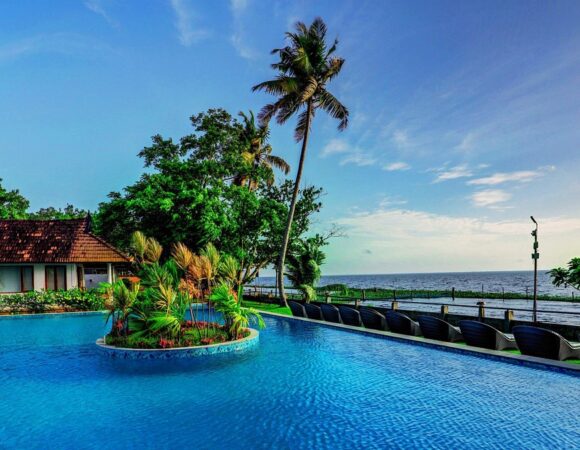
[
  {"left": 468, "top": 170, "right": 543, "bottom": 186},
  {"left": 432, "top": 164, "right": 473, "bottom": 183},
  {"left": 332, "top": 206, "right": 580, "bottom": 273},
  {"left": 340, "top": 153, "right": 376, "bottom": 167},
  {"left": 84, "top": 0, "right": 118, "bottom": 27},
  {"left": 321, "top": 138, "right": 350, "bottom": 157},
  {"left": 392, "top": 130, "right": 409, "bottom": 148},
  {"left": 456, "top": 133, "right": 476, "bottom": 152},
  {"left": 470, "top": 189, "right": 512, "bottom": 208},
  {"left": 229, "top": 0, "right": 257, "bottom": 59},
  {"left": 170, "top": 0, "right": 209, "bottom": 46},
  {"left": 383, "top": 162, "right": 410, "bottom": 171}
]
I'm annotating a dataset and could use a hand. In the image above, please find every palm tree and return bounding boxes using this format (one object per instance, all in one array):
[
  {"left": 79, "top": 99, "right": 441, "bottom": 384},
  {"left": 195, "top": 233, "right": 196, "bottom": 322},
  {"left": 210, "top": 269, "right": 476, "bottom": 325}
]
[
  {"left": 252, "top": 17, "right": 348, "bottom": 305},
  {"left": 235, "top": 111, "right": 290, "bottom": 189},
  {"left": 286, "top": 238, "right": 326, "bottom": 303}
]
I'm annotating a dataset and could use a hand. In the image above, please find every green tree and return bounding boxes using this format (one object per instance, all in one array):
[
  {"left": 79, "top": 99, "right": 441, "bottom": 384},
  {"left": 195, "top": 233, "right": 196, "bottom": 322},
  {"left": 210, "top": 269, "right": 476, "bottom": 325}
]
[
  {"left": 235, "top": 111, "right": 290, "bottom": 189},
  {"left": 0, "top": 178, "right": 29, "bottom": 219},
  {"left": 94, "top": 108, "right": 323, "bottom": 287},
  {"left": 253, "top": 17, "right": 349, "bottom": 305},
  {"left": 286, "top": 236, "right": 326, "bottom": 302},
  {"left": 549, "top": 257, "right": 580, "bottom": 291},
  {"left": 28, "top": 204, "right": 88, "bottom": 220}
]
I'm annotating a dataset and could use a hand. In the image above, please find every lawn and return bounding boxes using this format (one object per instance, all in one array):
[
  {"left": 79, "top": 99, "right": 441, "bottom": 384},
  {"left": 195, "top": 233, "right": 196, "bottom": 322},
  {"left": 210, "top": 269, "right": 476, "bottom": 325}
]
[{"left": 242, "top": 300, "right": 291, "bottom": 316}]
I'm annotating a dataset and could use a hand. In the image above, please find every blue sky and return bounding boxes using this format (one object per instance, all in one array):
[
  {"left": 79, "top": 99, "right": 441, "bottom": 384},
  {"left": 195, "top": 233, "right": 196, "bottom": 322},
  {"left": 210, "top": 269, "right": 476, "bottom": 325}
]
[{"left": 2, "top": 0, "right": 580, "bottom": 274}]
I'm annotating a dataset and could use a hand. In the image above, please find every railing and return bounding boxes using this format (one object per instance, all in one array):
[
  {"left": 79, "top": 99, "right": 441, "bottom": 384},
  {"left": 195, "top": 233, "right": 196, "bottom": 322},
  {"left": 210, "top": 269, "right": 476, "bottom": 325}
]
[{"left": 243, "top": 286, "right": 580, "bottom": 326}]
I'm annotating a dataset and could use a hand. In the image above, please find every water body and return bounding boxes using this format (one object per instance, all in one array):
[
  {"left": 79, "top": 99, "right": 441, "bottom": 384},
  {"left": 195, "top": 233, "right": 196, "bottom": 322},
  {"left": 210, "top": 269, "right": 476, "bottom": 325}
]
[
  {"left": 253, "top": 270, "right": 577, "bottom": 297},
  {"left": 1, "top": 313, "right": 578, "bottom": 448}
]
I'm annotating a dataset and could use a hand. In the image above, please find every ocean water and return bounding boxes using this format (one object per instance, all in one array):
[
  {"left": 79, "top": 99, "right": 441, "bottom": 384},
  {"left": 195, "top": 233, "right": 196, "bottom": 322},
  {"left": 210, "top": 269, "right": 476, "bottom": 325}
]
[
  {"left": 253, "top": 270, "right": 577, "bottom": 297},
  {"left": 0, "top": 312, "right": 578, "bottom": 449}
]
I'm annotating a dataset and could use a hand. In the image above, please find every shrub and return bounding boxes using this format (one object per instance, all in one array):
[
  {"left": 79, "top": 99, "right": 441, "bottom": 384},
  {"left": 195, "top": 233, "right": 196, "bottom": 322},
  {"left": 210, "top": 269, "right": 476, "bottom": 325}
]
[{"left": 0, "top": 289, "right": 105, "bottom": 313}]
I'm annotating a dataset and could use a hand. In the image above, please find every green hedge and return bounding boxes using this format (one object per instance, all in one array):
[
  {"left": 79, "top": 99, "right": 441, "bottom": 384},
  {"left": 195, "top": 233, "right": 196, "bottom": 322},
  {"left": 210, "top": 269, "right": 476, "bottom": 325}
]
[{"left": 0, "top": 289, "right": 105, "bottom": 313}]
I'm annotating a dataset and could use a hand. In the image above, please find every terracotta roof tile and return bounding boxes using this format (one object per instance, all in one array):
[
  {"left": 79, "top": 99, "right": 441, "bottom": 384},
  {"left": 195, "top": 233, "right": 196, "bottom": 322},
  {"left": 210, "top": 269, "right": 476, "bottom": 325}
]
[{"left": 0, "top": 218, "right": 130, "bottom": 263}]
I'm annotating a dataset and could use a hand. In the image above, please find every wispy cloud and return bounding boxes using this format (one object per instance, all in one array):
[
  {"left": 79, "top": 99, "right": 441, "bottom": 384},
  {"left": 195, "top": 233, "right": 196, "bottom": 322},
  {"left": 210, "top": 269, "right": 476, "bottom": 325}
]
[
  {"left": 432, "top": 164, "right": 473, "bottom": 183},
  {"left": 321, "top": 138, "right": 350, "bottom": 157},
  {"left": 468, "top": 170, "right": 542, "bottom": 186},
  {"left": 392, "top": 130, "right": 410, "bottom": 148},
  {"left": 321, "top": 138, "right": 376, "bottom": 167},
  {"left": 229, "top": 0, "right": 258, "bottom": 60},
  {"left": 340, "top": 153, "right": 376, "bottom": 167},
  {"left": 84, "top": 0, "right": 119, "bottom": 28},
  {"left": 170, "top": 0, "right": 209, "bottom": 46},
  {"left": 0, "top": 33, "right": 112, "bottom": 63},
  {"left": 470, "top": 189, "right": 512, "bottom": 208},
  {"left": 455, "top": 132, "right": 476, "bottom": 152},
  {"left": 383, "top": 162, "right": 410, "bottom": 171}
]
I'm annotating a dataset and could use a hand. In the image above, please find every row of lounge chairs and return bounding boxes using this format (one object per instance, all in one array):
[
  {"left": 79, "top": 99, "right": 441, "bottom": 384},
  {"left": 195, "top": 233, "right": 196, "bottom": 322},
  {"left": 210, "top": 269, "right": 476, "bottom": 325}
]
[{"left": 288, "top": 301, "right": 580, "bottom": 362}]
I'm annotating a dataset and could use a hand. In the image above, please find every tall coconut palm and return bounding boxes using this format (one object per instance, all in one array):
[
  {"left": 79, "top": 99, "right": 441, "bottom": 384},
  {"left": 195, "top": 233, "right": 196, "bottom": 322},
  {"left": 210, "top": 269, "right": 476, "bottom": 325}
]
[
  {"left": 252, "top": 17, "right": 348, "bottom": 305},
  {"left": 235, "top": 111, "right": 290, "bottom": 189}
]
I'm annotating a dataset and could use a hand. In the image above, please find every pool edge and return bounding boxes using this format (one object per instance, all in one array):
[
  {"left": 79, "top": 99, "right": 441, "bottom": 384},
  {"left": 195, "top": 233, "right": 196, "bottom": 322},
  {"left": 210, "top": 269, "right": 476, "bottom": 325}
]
[{"left": 261, "top": 311, "right": 580, "bottom": 376}]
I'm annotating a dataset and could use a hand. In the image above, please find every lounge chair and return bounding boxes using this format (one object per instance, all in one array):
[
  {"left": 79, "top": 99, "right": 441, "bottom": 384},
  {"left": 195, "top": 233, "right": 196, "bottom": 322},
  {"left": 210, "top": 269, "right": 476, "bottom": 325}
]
[
  {"left": 458, "top": 320, "right": 517, "bottom": 351},
  {"left": 320, "top": 304, "right": 342, "bottom": 324},
  {"left": 386, "top": 311, "right": 421, "bottom": 336},
  {"left": 304, "top": 303, "right": 324, "bottom": 321},
  {"left": 512, "top": 326, "right": 580, "bottom": 361},
  {"left": 338, "top": 305, "right": 363, "bottom": 327},
  {"left": 359, "top": 307, "right": 387, "bottom": 331},
  {"left": 288, "top": 301, "right": 306, "bottom": 318},
  {"left": 418, "top": 315, "right": 463, "bottom": 342}
]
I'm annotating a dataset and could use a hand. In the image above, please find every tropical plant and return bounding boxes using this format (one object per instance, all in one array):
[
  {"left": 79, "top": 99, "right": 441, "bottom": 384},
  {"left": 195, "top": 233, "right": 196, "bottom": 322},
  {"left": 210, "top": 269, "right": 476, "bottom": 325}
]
[
  {"left": 235, "top": 110, "right": 290, "bottom": 189},
  {"left": 549, "top": 257, "right": 580, "bottom": 291},
  {"left": 210, "top": 283, "right": 265, "bottom": 339},
  {"left": 286, "top": 237, "right": 326, "bottom": 302},
  {"left": 104, "top": 280, "right": 140, "bottom": 337},
  {"left": 252, "top": 17, "right": 348, "bottom": 305}
]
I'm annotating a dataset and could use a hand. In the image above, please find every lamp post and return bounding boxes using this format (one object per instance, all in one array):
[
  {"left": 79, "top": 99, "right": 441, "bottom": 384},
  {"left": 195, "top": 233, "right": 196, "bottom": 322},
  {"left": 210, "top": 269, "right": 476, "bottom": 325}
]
[{"left": 530, "top": 216, "right": 539, "bottom": 322}]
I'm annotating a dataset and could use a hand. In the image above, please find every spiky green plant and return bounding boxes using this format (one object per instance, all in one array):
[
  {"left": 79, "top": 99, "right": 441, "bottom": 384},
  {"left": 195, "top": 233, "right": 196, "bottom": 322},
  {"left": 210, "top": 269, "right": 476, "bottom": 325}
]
[
  {"left": 105, "top": 280, "right": 140, "bottom": 336},
  {"left": 286, "top": 238, "right": 326, "bottom": 302},
  {"left": 210, "top": 283, "right": 265, "bottom": 339}
]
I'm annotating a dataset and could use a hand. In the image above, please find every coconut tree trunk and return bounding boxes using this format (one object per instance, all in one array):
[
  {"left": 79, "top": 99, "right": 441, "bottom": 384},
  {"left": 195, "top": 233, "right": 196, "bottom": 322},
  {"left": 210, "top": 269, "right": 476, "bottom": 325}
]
[{"left": 276, "top": 100, "right": 313, "bottom": 307}]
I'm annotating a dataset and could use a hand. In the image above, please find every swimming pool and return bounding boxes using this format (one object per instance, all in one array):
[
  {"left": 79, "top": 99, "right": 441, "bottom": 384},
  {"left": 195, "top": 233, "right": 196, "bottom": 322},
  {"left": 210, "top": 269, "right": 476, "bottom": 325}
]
[{"left": 1, "top": 313, "right": 578, "bottom": 449}]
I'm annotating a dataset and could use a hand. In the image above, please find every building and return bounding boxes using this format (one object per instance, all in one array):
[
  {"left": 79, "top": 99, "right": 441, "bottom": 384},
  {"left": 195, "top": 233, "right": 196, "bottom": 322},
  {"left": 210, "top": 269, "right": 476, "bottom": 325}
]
[{"left": 0, "top": 217, "right": 131, "bottom": 293}]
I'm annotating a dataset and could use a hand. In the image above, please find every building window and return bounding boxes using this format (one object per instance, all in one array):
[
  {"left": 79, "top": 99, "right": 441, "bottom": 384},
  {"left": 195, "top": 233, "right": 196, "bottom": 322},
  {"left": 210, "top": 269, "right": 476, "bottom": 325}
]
[
  {"left": 0, "top": 266, "right": 34, "bottom": 293},
  {"left": 45, "top": 266, "right": 67, "bottom": 291}
]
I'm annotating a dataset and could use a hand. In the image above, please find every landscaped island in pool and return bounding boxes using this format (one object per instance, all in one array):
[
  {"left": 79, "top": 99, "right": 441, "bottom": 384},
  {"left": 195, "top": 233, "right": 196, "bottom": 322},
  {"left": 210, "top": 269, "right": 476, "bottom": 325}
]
[{"left": 1, "top": 312, "right": 579, "bottom": 449}]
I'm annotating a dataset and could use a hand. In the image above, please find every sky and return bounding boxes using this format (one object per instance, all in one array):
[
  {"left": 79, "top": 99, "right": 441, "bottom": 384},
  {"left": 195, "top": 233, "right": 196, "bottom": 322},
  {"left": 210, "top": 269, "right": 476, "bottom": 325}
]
[{"left": 2, "top": 0, "right": 580, "bottom": 275}]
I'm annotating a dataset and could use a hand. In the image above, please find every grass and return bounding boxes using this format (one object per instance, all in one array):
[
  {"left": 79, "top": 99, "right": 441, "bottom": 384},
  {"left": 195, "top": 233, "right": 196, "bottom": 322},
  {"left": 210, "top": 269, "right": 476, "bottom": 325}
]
[{"left": 242, "top": 300, "right": 291, "bottom": 316}]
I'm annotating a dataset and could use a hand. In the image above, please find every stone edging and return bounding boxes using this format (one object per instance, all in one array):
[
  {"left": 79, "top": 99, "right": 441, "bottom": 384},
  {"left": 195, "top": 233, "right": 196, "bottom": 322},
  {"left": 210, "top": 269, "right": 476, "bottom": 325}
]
[
  {"left": 260, "top": 311, "right": 580, "bottom": 376},
  {"left": 95, "top": 328, "right": 259, "bottom": 359}
]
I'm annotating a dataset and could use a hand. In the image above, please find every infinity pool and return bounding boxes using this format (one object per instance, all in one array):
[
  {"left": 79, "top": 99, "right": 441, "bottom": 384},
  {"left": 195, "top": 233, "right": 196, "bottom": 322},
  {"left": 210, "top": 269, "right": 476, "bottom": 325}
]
[{"left": 0, "top": 313, "right": 579, "bottom": 449}]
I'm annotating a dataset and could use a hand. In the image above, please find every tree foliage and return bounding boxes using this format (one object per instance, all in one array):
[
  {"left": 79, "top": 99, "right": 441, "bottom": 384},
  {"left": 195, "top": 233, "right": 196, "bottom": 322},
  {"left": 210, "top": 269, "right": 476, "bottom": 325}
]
[
  {"left": 286, "top": 236, "right": 327, "bottom": 302},
  {"left": 549, "top": 257, "right": 580, "bottom": 291},
  {"left": 94, "top": 108, "right": 323, "bottom": 285},
  {"left": 0, "top": 178, "right": 29, "bottom": 219}
]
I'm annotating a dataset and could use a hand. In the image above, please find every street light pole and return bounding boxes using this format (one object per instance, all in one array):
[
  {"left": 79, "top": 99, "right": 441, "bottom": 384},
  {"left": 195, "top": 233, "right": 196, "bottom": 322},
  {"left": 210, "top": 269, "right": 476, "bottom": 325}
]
[{"left": 530, "top": 216, "right": 539, "bottom": 323}]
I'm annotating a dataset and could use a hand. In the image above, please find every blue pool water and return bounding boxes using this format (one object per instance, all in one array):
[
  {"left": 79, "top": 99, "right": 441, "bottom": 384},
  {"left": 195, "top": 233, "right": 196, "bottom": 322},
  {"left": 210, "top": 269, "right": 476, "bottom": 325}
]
[{"left": 0, "top": 313, "right": 579, "bottom": 449}]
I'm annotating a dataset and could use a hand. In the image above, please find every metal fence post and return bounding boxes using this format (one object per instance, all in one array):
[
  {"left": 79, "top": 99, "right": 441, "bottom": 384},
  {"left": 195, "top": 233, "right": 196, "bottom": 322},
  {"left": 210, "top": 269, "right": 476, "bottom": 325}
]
[
  {"left": 477, "top": 301, "right": 486, "bottom": 321},
  {"left": 504, "top": 309, "right": 514, "bottom": 332}
]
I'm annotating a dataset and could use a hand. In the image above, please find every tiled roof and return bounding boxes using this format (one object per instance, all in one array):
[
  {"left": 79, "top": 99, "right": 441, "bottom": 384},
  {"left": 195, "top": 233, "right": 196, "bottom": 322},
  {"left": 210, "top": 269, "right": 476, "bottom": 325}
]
[{"left": 0, "top": 218, "right": 131, "bottom": 263}]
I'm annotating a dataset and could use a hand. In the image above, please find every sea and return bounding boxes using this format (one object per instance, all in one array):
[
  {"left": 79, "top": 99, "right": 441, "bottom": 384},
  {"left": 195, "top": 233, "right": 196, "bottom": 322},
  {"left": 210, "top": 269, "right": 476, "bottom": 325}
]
[
  {"left": 251, "top": 270, "right": 576, "bottom": 297},
  {"left": 250, "top": 271, "right": 580, "bottom": 325}
]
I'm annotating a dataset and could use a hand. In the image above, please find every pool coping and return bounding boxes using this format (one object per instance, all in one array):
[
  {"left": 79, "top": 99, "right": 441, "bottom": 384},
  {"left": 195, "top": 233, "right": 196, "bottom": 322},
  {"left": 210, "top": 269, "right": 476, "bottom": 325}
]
[
  {"left": 0, "top": 310, "right": 106, "bottom": 320},
  {"left": 95, "top": 328, "right": 259, "bottom": 359},
  {"left": 261, "top": 311, "right": 580, "bottom": 376}
]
